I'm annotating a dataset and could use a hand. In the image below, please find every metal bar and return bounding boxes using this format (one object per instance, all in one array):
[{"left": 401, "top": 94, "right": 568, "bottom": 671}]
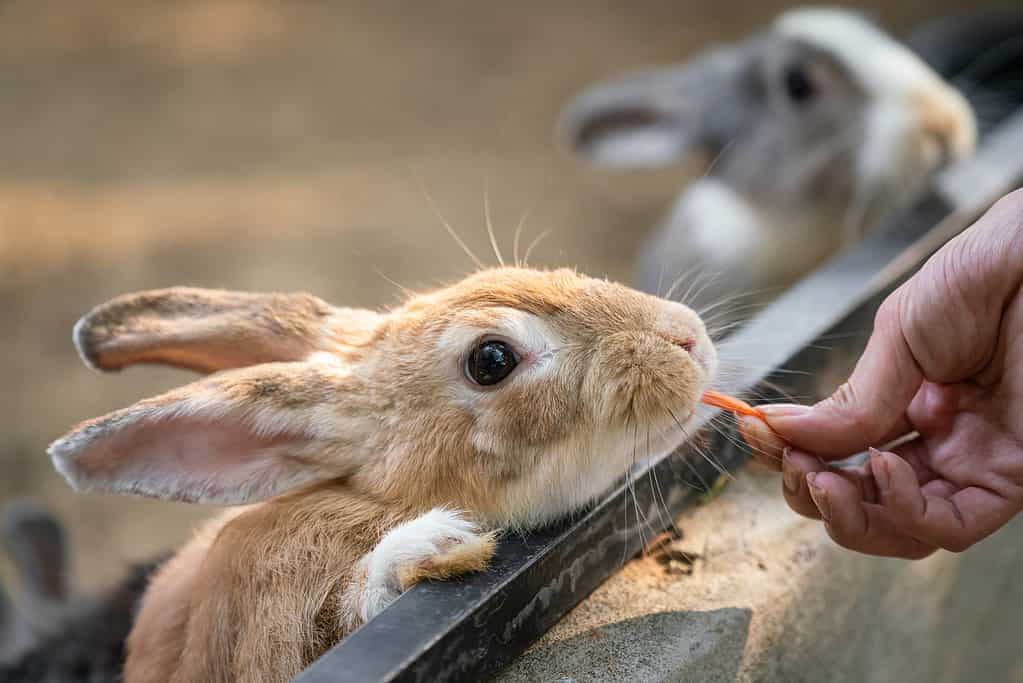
[{"left": 295, "top": 109, "right": 1023, "bottom": 683}]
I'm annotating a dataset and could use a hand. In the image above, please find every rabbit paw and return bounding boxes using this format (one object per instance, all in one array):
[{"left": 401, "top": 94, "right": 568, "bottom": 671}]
[{"left": 359, "top": 509, "right": 496, "bottom": 622}]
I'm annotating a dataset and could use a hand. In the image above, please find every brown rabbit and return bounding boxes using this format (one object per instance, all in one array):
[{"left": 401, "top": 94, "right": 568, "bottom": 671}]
[{"left": 48, "top": 268, "right": 717, "bottom": 682}]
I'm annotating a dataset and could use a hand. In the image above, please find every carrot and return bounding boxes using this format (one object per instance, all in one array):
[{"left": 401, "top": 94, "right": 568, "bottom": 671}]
[{"left": 702, "top": 389, "right": 766, "bottom": 420}]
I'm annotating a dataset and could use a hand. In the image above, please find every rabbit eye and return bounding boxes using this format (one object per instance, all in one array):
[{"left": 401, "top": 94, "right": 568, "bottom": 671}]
[
  {"left": 783, "top": 64, "right": 815, "bottom": 104},
  {"left": 466, "top": 339, "right": 518, "bottom": 386}
]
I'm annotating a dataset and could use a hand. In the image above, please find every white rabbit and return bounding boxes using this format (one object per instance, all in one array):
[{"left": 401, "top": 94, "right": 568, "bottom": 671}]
[{"left": 560, "top": 8, "right": 977, "bottom": 316}]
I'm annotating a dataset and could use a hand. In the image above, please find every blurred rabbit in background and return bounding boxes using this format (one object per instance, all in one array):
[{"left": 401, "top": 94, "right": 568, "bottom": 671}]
[
  {"left": 0, "top": 501, "right": 156, "bottom": 682},
  {"left": 560, "top": 8, "right": 977, "bottom": 323},
  {"left": 0, "top": 501, "right": 71, "bottom": 662}
]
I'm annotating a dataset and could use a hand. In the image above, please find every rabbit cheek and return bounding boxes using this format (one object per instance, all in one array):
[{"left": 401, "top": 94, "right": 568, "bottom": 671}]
[
  {"left": 492, "top": 376, "right": 577, "bottom": 444},
  {"left": 858, "top": 103, "right": 917, "bottom": 189}
]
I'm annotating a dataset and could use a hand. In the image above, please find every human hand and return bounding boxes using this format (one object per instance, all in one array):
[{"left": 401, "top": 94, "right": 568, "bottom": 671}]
[{"left": 740, "top": 189, "right": 1023, "bottom": 558}]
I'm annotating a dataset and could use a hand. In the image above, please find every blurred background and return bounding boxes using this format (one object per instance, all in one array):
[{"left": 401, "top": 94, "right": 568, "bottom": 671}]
[{"left": 0, "top": 0, "right": 1012, "bottom": 592}]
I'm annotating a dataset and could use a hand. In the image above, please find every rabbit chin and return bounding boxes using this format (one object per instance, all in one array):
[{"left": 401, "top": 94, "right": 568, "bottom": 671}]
[{"left": 480, "top": 412, "right": 694, "bottom": 531}]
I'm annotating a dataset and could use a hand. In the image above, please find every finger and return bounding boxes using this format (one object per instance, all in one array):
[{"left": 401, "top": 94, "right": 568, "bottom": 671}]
[
  {"left": 737, "top": 415, "right": 787, "bottom": 471},
  {"left": 920, "top": 478, "right": 958, "bottom": 498},
  {"left": 889, "top": 436, "right": 939, "bottom": 486},
  {"left": 765, "top": 192, "right": 1023, "bottom": 459},
  {"left": 869, "top": 449, "right": 1016, "bottom": 552},
  {"left": 783, "top": 450, "right": 825, "bottom": 519},
  {"left": 782, "top": 449, "right": 878, "bottom": 520},
  {"left": 806, "top": 471, "right": 936, "bottom": 559},
  {"left": 759, "top": 294, "right": 922, "bottom": 458}
]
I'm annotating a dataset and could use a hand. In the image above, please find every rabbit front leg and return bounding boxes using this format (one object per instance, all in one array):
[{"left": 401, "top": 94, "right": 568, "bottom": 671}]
[{"left": 344, "top": 509, "right": 497, "bottom": 626}]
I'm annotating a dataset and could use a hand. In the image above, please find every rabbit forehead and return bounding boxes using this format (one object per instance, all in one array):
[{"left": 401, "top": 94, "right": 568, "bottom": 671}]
[
  {"left": 408, "top": 267, "right": 671, "bottom": 337},
  {"left": 434, "top": 306, "right": 561, "bottom": 356},
  {"left": 775, "top": 9, "right": 945, "bottom": 100}
]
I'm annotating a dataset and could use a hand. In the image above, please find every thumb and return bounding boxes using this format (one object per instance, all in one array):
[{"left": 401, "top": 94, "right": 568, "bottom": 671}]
[
  {"left": 756, "top": 191, "right": 1023, "bottom": 458},
  {"left": 760, "top": 290, "right": 923, "bottom": 458}
]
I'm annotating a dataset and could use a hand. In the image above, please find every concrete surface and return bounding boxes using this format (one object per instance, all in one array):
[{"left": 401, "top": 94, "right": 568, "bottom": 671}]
[{"left": 499, "top": 463, "right": 1023, "bottom": 682}]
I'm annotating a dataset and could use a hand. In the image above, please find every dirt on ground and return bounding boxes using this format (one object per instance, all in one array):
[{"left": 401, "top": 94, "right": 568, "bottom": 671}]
[{"left": 0, "top": 0, "right": 999, "bottom": 591}]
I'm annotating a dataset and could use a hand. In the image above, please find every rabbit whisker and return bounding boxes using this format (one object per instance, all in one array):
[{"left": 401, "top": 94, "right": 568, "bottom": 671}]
[
  {"left": 630, "top": 421, "right": 652, "bottom": 556},
  {"left": 417, "top": 176, "right": 485, "bottom": 269},
  {"left": 647, "top": 427, "right": 684, "bottom": 543},
  {"left": 523, "top": 229, "right": 552, "bottom": 266},
  {"left": 701, "top": 137, "right": 738, "bottom": 179},
  {"left": 483, "top": 183, "right": 505, "bottom": 267},
  {"left": 372, "top": 268, "right": 412, "bottom": 298},
  {"left": 675, "top": 435, "right": 718, "bottom": 493},
  {"left": 664, "top": 263, "right": 712, "bottom": 302},
  {"left": 670, "top": 408, "right": 733, "bottom": 482}
]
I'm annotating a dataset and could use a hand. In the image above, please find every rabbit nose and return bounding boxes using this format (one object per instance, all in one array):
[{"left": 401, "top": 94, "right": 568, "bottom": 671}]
[
  {"left": 657, "top": 332, "right": 702, "bottom": 368},
  {"left": 924, "top": 130, "right": 951, "bottom": 168},
  {"left": 662, "top": 334, "right": 695, "bottom": 353},
  {"left": 914, "top": 90, "right": 977, "bottom": 164}
]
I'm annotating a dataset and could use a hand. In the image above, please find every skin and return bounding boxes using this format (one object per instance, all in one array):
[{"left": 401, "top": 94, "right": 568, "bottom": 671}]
[{"left": 740, "top": 188, "right": 1023, "bottom": 559}]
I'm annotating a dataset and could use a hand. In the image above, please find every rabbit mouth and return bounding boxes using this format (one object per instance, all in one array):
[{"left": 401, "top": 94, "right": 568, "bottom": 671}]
[
  {"left": 689, "top": 347, "right": 714, "bottom": 376},
  {"left": 644, "top": 401, "right": 700, "bottom": 444}
]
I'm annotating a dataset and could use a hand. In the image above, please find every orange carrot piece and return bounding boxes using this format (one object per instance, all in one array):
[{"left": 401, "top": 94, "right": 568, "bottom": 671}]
[{"left": 702, "top": 389, "right": 766, "bottom": 420}]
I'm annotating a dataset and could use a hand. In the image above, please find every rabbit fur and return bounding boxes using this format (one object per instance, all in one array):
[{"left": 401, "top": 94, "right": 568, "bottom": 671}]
[
  {"left": 560, "top": 8, "right": 977, "bottom": 318},
  {"left": 48, "top": 267, "right": 716, "bottom": 682}
]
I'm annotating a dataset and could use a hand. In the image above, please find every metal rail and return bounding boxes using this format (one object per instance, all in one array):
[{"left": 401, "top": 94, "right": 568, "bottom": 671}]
[{"left": 295, "top": 110, "right": 1023, "bottom": 683}]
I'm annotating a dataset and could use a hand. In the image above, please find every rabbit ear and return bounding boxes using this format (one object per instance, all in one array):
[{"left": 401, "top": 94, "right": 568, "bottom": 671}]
[
  {"left": 73, "top": 288, "right": 381, "bottom": 374},
  {"left": 1, "top": 501, "right": 71, "bottom": 608},
  {"left": 48, "top": 361, "right": 370, "bottom": 505},
  {"left": 0, "top": 582, "right": 12, "bottom": 647},
  {"left": 559, "top": 46, "right": 750, "bottom": 169}
]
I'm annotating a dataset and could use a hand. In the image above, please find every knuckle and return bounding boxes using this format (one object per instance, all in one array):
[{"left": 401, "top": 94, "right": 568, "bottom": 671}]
[
  {"left": 822, "top": 521, "right": 860, "bottom": 551},
  {"left": 873, "top": 293, "right": 901, "bottom": 329},
  {"left": 990, "top": 187, "right": 1023, "bottom": 219},
  {"left": 784, "top": 494, "right": 822, "bottom": 520},
  {"left": 873, "top": 291, "right": 912, "bottom": 343},
  {"left": 824, "top": 382, "right": 880, "bottom": 439},
  {"left": 822, "top": 510, "right": 862, "bottom": 544},
  {"left": 972, "top": 190, "right": 1023, "bottom": 274}
]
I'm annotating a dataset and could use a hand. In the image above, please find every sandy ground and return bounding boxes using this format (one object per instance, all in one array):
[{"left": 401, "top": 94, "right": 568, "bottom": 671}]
[{"left": 0, "top": 0, "right": 1003, "bottom": 592}]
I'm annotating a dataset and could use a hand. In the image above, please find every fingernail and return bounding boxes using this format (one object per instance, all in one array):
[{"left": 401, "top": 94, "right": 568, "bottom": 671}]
[
  {"left": 869, "top": 448, "right": 889, "bottom": 492},
  {"left": 781, "top": 448, "right": 800, "bottom": 494},
  {"left": 806, "top": 472, "right": 831, "bottom": 521},
  {"left": 759, "top": 404, "right": 812, "bottom": 419}
]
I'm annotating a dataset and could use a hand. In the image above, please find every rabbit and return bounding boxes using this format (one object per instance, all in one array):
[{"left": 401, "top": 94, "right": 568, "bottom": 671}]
[
  {"left": 46, "top": 268, "right": 717, "bottom": 683},
  {"left": 1, "top": 558, "right": 162, "bottom": 683},
  {"left": 559, "top": 7, "right": 977, "bottom": 319},
  {"left": 0, "top": 500, "right": 71, "bottom": 663},
  {"left": 0, "top": 500, "right": 163, "bottom": 683}
]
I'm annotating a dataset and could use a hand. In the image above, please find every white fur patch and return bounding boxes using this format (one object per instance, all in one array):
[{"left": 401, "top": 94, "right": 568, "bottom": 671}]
[
  {"left": 583, "top": 124, "right": 689, "bottom": 169},
  {"left": 856, "top": 101, "right": 913, "bottom": 196},
  {"left": 776, "top": 9, "right": 944, "bottom": 100},
  {"left": 485, "top": 410, "right": 700, "bottom": 530},
  {"left": 676, "top": 179, "right": 761, "bottom": 268},
  {"left": 305, "top": 350, "right": 344, "bottom": 366},
  {"left": 359, "top": 508, "right": 483, "bottom": 622},
  {"left": 439, "top": 308, "right": 562, "bottom": 412}
]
